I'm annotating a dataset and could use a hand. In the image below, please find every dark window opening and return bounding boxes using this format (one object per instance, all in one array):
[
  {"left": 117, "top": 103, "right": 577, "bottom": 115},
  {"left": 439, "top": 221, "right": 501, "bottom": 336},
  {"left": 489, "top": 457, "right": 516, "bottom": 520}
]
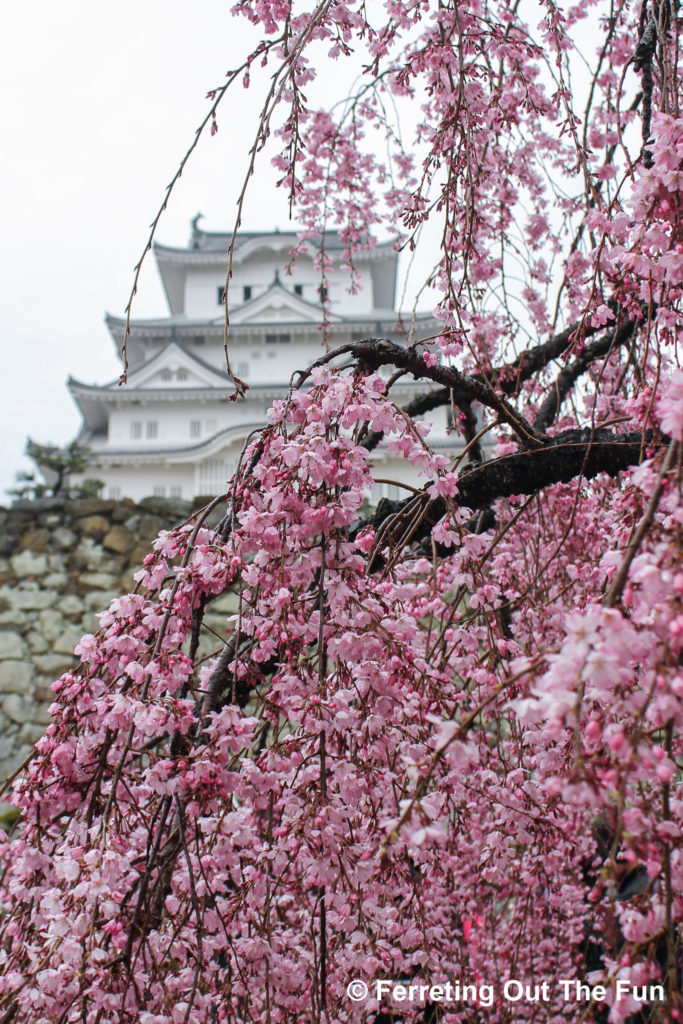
[
  {"left": 243, "top": 285, "right": 252, "bottom": 302},
  {"left": 319, "top": 285, "right": 328, "bottom": 304},
  {"left": 294, "top": 284, "right": 303, "bottom": 296},
  {"left": 265, "top": 333, "right": 291, "bottom": 344},
  {"left": 217, "top": 287, "right": 225, "bottom": 304}
]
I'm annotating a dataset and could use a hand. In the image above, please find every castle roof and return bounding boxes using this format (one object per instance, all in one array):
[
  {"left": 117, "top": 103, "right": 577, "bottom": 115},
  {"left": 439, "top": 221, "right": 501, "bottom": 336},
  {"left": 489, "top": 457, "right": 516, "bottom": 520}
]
[{"left": 190, "top": 224, "right": 350, "bottom": 253}]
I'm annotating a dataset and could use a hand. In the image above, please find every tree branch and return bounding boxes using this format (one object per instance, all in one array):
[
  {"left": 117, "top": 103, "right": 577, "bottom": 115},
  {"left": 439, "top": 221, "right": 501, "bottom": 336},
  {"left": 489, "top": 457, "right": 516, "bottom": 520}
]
[
  {"left": 357, "top": 429, "right": 657, "bottom": 551},
  {"left": 362, "top": 314, "right": 632, "bottom": 451},
  {"left": 310, "top": 338, "right": 545, "bottom": 446},
  {"left": 533, "top": 319, "right": 637, "bottom": 431}
]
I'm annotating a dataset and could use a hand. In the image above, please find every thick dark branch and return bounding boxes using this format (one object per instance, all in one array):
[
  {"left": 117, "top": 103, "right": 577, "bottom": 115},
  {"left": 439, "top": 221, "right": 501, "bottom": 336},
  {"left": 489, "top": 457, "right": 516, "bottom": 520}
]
[
  {"left": 338, "top": 339, "right": 543, "bottom": 446},
  {"left": 358, "top": 429, "right": 656, "bottom": 551},
  {"left": 533, "top": 319, "right": 637, "bottom": 431},
  {"left": 455, "top": 429, "right": 650, "bottom": 509},
  {"left": 634, "top": 14, "right": 657, "bottom": 167},
  {"left": 364, "top": 316, "right": 624, "bottom": 451}
]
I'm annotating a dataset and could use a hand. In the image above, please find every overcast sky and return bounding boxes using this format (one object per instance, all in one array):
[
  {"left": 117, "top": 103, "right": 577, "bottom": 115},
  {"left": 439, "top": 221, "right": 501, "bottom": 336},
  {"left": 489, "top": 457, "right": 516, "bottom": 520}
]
[{"left": 1, "top": 0, "right": 342, "bottom": 498}]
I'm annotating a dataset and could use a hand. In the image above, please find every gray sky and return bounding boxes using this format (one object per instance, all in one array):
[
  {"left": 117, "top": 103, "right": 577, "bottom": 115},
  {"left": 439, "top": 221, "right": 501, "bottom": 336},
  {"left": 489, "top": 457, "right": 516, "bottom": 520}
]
[{"left": 0, "top": 0, "right": 308, "bottom": 497}]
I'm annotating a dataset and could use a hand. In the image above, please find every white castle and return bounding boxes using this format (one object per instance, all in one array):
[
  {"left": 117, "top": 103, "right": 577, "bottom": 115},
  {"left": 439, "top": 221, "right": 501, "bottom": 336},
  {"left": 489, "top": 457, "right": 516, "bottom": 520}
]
[{"left": 69, "top": 220, "right": 451, "bottom": 503}]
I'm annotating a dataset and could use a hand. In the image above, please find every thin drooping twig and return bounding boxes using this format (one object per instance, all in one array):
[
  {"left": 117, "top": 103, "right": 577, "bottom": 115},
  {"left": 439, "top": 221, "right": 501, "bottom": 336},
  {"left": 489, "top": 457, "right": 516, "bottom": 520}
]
[
  {"left": 604, "top": 438, "right": 677, "bottom": 607},
  {"left": 534, "top": 319, "right": 636, "bottom": 431},
  {"left": 118, "top": 56, "right": 267, "bottom": 382}
]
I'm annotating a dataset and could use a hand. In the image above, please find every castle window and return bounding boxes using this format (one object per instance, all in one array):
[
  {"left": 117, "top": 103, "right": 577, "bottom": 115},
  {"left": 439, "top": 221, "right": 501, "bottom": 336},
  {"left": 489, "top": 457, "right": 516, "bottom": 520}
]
[
  {"left": 190, "top": 420, "right": 201, "bottom": 439},
  {"left": 170, "top": 486, "right": 182, "bottom": 498},
  {"left": 265, "top": 333, "right": 291, "bottom": 344},
  {"left": 108, "top": 486, "right": 121, "bottom": 499},
  {"left": 217, "top": 287, "right": 225, "bottom": 304},
  {"left": 319, "top": 285, "right": 328, "bottom": 304},
  {"left": 146, "top": 421, "right": 158, "bottom": 439},
  {"left": 177, "top": 369, "right": 188, "bottom": 383},
  {"left": 243, "top": 285, "right": 252, "bottom": 302},
  {"left": 294, "top": 284, "right": 303, "bottom": 296},
  {"left": 160, "top": 370, "right": 172, "bottom": 382},
  {"left": 236, "top": 361, "right": 249, "bottom": 378},
  {"left": 130, "top": 421, "right": 142, "bottom": 440},
  {"left": 153, "top": 486, "right": 166, "bottom": 497}
]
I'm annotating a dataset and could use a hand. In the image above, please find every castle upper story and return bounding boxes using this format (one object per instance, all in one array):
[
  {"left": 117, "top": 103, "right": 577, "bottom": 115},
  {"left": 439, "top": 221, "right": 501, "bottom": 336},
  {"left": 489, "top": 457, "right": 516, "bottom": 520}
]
[{"left": 154, "top": 221, "right": 399, "bottom": 322}]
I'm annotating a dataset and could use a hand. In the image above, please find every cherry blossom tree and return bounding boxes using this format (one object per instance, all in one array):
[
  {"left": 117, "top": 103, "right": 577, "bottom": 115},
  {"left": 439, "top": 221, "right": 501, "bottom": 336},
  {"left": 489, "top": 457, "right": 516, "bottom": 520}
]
[{"left": 0, "top": 1, "right": 682, "bottom": 1022}]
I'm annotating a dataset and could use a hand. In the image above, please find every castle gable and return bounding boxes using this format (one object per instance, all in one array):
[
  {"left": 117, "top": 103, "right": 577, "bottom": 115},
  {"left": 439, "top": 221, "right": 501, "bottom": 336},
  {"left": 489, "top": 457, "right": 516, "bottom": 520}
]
[
  {"left": 124, "top": 342, "right": 228, "bottom": 390},
  {"left": 229, "top": 283, "right": 341, "bottom": 325}
]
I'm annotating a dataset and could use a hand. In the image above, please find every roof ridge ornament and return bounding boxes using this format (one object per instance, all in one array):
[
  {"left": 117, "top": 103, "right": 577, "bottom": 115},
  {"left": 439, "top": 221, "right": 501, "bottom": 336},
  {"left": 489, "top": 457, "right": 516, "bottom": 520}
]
[{"left": 191, "top": 212, "right": 204, "bottom": 249}]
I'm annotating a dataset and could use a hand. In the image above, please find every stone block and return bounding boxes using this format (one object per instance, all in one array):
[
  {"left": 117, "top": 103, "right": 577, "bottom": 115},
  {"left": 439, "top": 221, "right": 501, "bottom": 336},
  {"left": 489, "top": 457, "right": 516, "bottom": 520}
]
[
  {"left": 0, "top": 745, "right": 33, "bottom": 782},
  {"left": 0, "top": 610, "right": 28, "bottom": 631},
  {"left": 11, "top": 497, "right": 65, "bottom": 513},
  {"left": 20, "top": 722, "right": 47, "bottom": 742},
  {"left": 0, "top": 661, "right": 33, "bottom": 695},
  {"left": 0, "top": 734, "right": 19, "bottom": 763},
  {"left": 128, "top": 542, "right": 152, "bottom": 568},
  {"left": 139, "top": 496, "right": 192, "bottom": 519},
  {"left": 67, "top": 499, "right": 115, "bottom": 517},
  {"left": 83, "top": 590, "right": 120, "bottom": 613},
  {"left": 10, "top": 550, "right": 48, "bottom": 578},
  {"left": 0, "top": 587, "right": 59, "bottom": 611},
  {"left": 26, "top": 631, "right": 49, "bottom": 654},
  {"left": 0, "top": 535, "right": 17, "bottom": 558},
  {"left": 53, "top": 627, "right": 85, "bottom": 657},
  {"left": 103, "top": 525, "right": 134, "bottom": 553},
  {"left": 75, "top": 515, "right": 110, "bottom": 539},
  {"left": 118, "top": 571, "right": 137, "bottom": 591},
  {"left": 57, "top": 595, "right": 85, "bottom": 618},
  {"left": 22, "top": 712, "right": 49, "bottom": 737},
  {"left": 73, "top": 540, "right": 107, "bottom": 569},
  {"left": 19, "top": 528, "right": 49, "bottom": 552},
  {"left": 111, "top": 499, "right": 136, "bottom": 523},
  {"left": 79, "top": 571, "right": 119, "bottom": 590},
  {"left": 2, "top": 693, "right": 31, "bottom": 725},
  {"left": 35, "top": 683, "right": 57, "bottom": 702},
  {"left": 0, "top": 632, "right": 26, "bottom": 659},
  {"left": 52, "top": 526, "right": 77, "bottom": 549},
  {"left": 39, "top": 609, "right": 65, "bottom": 643},
  {"left": 34, "top": 652, "right": 75, "bottom": 674},
  {"left": 43, "top": 573, "right": 68, "bottom": 589},
  {"left": 138, "top": 514, "right": 162, "bottom": 539},
  {"left": 80, "top": 612, "right": 100, "bottom": 633}
]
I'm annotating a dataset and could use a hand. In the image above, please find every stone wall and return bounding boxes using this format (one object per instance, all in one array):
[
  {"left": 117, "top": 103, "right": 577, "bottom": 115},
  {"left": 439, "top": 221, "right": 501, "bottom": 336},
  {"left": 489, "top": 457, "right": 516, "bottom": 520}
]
[{"left": 0, "top": 495, "right": 212, "bottom": 787}]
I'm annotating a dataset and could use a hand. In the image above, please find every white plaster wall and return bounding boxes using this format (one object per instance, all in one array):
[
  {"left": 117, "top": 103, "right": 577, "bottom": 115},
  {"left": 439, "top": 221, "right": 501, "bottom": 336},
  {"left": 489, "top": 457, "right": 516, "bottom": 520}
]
[
  {"left": 97, "top": 465, "right": 197, "bottom": 503},
  {"left": 91, "top": 414, "right": 466, "bottom": 502},
  {"left": 178, "top": 338, "right": 331, "bottom": 386},
  {"left": 106, "top": 403, "right": 251, "bottom": 450},
  {"left": 183, "top": 257, "right": 376, "bottom": 318}
]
